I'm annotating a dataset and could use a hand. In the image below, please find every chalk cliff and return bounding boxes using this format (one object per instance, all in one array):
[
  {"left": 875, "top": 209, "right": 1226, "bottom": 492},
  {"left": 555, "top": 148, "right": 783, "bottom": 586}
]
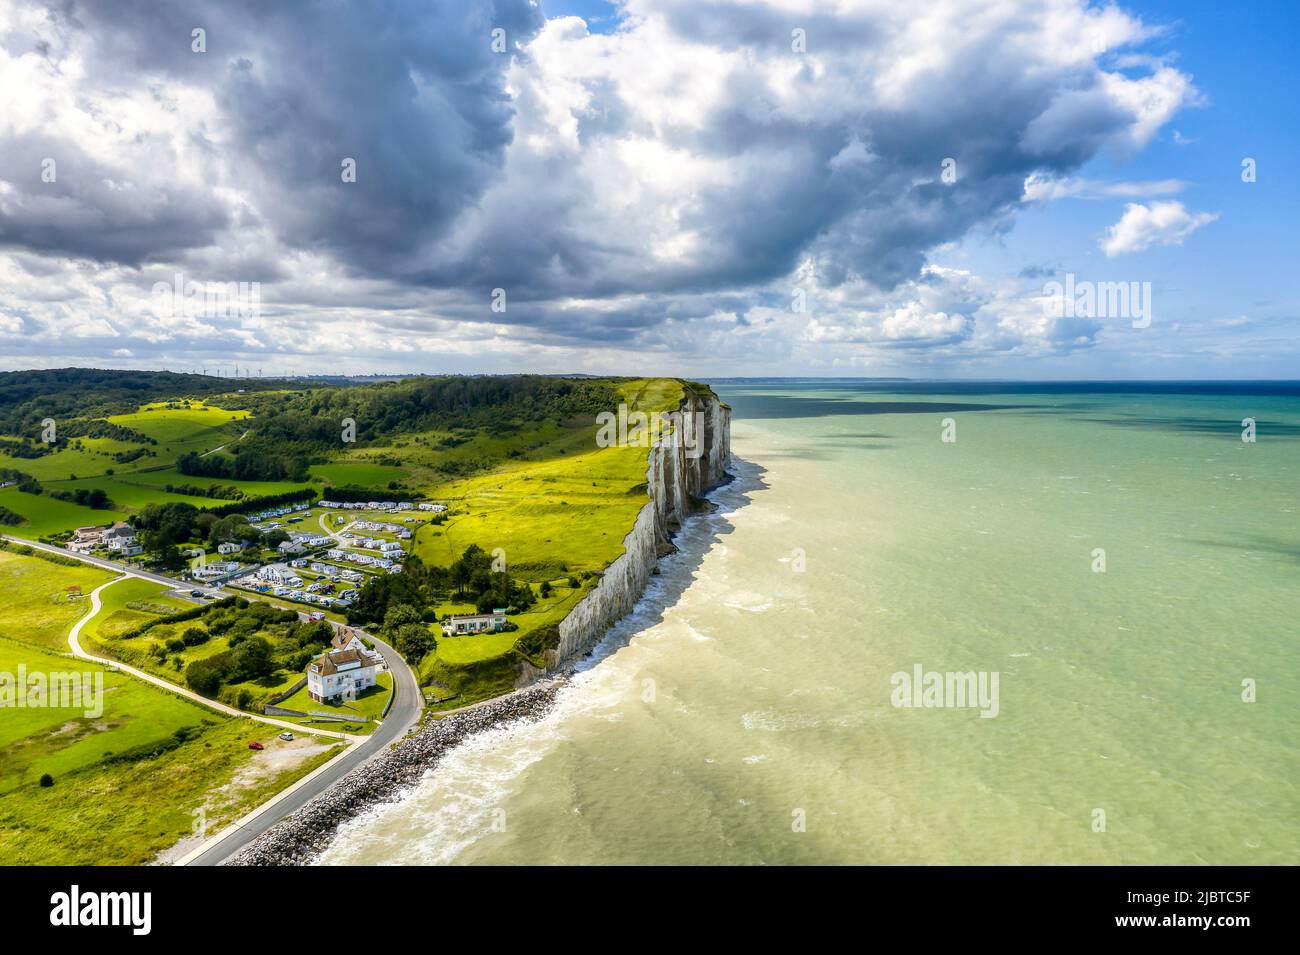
[{"left": 531, "top": 388, "right": 731, "bottom": 676}]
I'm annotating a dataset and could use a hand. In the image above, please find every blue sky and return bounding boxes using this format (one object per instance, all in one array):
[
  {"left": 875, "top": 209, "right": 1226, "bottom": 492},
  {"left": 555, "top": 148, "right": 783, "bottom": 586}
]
[
  {"left": 951, "top": 0, "right": 1300, "bottom": 378},
  {"left": 0, "top": 0, "right": 1294, "bottom": 378}
]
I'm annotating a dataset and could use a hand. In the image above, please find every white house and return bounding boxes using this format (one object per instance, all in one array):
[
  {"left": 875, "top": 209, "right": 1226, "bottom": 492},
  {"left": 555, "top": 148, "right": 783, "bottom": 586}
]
[
  {"left": 278, "top": 540, "right": 306, "bottom": 556},
  {"left": 102, "top": 522, "right": 138, "bottom": 552},
  {"left": 378, "top": 540, "right": 402, "bottom": 553},
  {"left": 217, "top": 542, "right": 243, "bottom": 555},
  {"left": 441, "top": 610, "right": 508, "bottom": 636},
  {"left": 307, "top": 646, "right": 384, "bottom": 703},
  {"left": 331, "top": 630, "right": 367, "bottom": 653}
]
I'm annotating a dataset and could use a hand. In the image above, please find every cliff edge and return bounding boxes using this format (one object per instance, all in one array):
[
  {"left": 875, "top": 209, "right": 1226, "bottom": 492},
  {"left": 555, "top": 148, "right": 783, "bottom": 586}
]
[{"left": 538, "top": 386, "right": 732, "bottom": 673}]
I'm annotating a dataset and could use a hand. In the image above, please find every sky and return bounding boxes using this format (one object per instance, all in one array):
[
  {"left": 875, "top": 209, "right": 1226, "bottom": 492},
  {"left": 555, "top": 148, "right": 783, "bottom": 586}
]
[{"left": 0, "top": 0, "right": 1295, "bottom": 379}]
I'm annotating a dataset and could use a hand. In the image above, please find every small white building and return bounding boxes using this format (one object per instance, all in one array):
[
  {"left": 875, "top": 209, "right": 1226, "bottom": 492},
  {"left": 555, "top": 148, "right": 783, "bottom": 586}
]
[
  {"left": 441, "top": 610, "right": 508, "bottom": 637},
  {"left": 217, "top": 542, "right": 243, "bottom": 555}
]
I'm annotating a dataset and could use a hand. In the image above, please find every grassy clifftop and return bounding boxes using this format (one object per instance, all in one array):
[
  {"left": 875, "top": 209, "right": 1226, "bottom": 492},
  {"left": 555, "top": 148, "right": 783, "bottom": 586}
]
[{"left": 0, "top": 371, "right": 707, "bottom": 707}]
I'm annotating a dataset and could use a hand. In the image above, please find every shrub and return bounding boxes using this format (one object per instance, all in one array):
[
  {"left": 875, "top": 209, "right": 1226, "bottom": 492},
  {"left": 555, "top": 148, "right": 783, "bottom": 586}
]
[{"left": 39, "top": 773, "right": 54, "bottom": 788}]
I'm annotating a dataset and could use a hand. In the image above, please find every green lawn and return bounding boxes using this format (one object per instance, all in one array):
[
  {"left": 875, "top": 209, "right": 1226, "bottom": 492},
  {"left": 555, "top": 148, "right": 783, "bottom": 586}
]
[
  {"left": 0, "top": 718, "right": 343, "bottom": 865},
  {"left": 113, "top": 466, "right": 309, "bottom": 498},
  {"left": 274, "top": 671, "right": 393, "bottom": 734},
  {"left": 0, "top": 636, "right": 210, "bottom": 794},
  {"left": 82, "top": 578, "right": 192, "bottom": 642}
]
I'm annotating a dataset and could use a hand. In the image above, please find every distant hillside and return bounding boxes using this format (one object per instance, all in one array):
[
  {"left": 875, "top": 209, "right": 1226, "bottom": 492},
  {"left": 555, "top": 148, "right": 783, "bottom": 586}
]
[{"left": 0, "top": 368, "right": 305, "bottom": 434}]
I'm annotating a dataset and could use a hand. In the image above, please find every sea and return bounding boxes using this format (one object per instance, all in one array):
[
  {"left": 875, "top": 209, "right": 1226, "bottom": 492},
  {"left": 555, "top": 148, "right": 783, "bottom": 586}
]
[{"left": 319, "top": 380, "right": 1299, "bottom": 865}]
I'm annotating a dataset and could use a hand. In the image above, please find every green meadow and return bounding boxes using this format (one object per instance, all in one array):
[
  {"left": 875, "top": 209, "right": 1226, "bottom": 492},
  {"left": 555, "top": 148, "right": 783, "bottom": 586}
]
[
  {"left": 0, "top": 549, "right": 340, "bottom": 864},
  {"left": 0, "top": 548, "right": 114, "bottom": 650},
  {"left": 0, "top": 636, "right": 207, "bottom": 794},
  {"left": 310, "top": 461, "right": 409, "bottom": 486}
]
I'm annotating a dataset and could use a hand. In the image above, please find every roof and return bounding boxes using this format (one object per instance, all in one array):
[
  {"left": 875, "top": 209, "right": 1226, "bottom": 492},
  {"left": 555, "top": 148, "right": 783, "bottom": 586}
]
[
  {"left": 310, "top": 646, "right": 380, "bottom": 676},
  {"left": 331, "top": 630, "right": 361, "bottom": 651}
]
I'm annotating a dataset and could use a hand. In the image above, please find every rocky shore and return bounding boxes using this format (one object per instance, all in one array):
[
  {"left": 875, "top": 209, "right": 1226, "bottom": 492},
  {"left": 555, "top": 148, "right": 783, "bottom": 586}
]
[{"left": 225, "top": 677, "right": 567, "bottom": 866}]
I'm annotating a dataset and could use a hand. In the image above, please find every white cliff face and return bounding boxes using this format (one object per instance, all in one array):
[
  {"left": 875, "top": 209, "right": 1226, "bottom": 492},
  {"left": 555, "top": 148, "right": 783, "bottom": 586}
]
[{"left": 545, "top": 393, "right": 732, "bottom": 671}]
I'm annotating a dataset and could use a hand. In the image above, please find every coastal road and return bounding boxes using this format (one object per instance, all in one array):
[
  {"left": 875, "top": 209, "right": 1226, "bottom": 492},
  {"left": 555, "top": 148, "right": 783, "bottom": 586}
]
[
  {"left": 4, "top": 532, "right": 425, "bottom": 865},
  {"left": 2, "top": 532, "right": 221, "bottom": 595}
]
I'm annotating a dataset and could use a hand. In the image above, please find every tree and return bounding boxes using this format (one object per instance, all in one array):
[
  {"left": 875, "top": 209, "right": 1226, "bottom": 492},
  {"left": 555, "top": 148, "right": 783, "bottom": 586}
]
[
  {"left": 393, "top": 623, "right": 435, "bottom": 663},
  {"left": 381, "top": 603, "right": 424, "bottom": 637},
  {"left": 185, "top": 653, "right": 235, "bottom": 695}
]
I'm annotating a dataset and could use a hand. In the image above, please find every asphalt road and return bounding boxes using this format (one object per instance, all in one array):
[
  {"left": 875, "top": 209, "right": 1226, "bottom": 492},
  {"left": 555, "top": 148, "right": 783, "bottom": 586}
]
[{"left": 2, "top": 532, "right": 425, "bottom": 866}]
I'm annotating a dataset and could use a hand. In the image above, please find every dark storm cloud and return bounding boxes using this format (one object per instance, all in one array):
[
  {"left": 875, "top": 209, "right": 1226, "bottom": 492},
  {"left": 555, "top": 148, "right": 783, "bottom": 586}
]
[{"left": 1, "top": 0, "right": 542, "bottom": 270}]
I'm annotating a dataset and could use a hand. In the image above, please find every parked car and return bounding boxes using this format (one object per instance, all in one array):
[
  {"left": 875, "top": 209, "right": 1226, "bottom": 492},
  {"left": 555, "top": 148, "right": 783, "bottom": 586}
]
[
  {"left": 278, "top": 732, "right": 295, "bottom": 741},
  {"left": 190, "top": 590, "right": 203, "bottom": 597},
  {"left": 248, "top": 741, "right": 264, "bottom": 750}
]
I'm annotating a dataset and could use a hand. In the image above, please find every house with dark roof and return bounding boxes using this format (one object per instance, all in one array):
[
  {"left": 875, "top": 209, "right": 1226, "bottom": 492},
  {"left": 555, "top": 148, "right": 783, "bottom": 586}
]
[{"left": 307, "top": 645, "right": 384, "bottom": 703}]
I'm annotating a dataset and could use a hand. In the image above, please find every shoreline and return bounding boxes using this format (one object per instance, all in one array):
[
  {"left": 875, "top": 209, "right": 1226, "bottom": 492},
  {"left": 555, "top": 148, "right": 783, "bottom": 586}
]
[{"left": 226, "top": 675, "right": 568, "bottom": 865}]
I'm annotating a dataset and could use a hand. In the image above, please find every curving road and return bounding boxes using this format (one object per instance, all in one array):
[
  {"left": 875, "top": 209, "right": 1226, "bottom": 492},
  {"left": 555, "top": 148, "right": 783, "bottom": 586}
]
[
  {"left": 3, "top": 532, "right": 424, "bottom": 866},
  {"left": 67, "top": 577, "right": 357, "bottom": 740}
]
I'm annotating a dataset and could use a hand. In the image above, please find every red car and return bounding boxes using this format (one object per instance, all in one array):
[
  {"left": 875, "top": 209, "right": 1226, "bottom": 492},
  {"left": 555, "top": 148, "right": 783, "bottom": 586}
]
[{"left": 248, "top": 741, "right": 264, "bottom": 750}]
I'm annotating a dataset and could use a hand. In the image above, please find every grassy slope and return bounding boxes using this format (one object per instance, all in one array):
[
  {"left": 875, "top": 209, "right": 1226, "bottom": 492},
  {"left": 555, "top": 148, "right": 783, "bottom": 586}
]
[
  {"left": 412, "top": 378, "right": 686, "bottom": 704},
  {"left": 0, "top": 549, "right": 115, "bottom": 649}
]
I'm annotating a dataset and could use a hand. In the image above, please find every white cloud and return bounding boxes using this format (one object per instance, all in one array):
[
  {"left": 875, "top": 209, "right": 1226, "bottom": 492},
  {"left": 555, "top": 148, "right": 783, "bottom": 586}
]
[
  {"left": 1100, "top": 201, "right": 1219, "bottom": 256},
  {"left": 0, "top": 0, "right": 1209, "bottom": 372},
  {"left": 1023, "top": 174, "right": 1187, "bottom": 202}
]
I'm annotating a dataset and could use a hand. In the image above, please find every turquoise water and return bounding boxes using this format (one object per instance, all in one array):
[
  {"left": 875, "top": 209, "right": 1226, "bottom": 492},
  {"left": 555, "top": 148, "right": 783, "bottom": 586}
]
[{"left": 321, "top": 382, "right": 1299, "bottom": 865}]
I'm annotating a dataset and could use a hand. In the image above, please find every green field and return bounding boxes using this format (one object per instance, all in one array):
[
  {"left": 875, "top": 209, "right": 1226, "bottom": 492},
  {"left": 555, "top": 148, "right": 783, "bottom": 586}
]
[
  {"left": 0, "top": 549, "right": 343, "bottom": 864},
  {"left": 81, "top": 577, "right": 192, "bottom": 642},
  {"left": 0, "top": 401, "right": 250, "bottom": 485},
  {"left": 0, "top": 548, "right": 115, "bottom": 649},
  {"left": 0, "top": 718, "right": 342, "bottom": 865},
  {"left": 0, "top": 636, "right": 210, "bottom": 794},
  {"left": 311, "top": 461, "right": 409, "bottom": 486}
]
